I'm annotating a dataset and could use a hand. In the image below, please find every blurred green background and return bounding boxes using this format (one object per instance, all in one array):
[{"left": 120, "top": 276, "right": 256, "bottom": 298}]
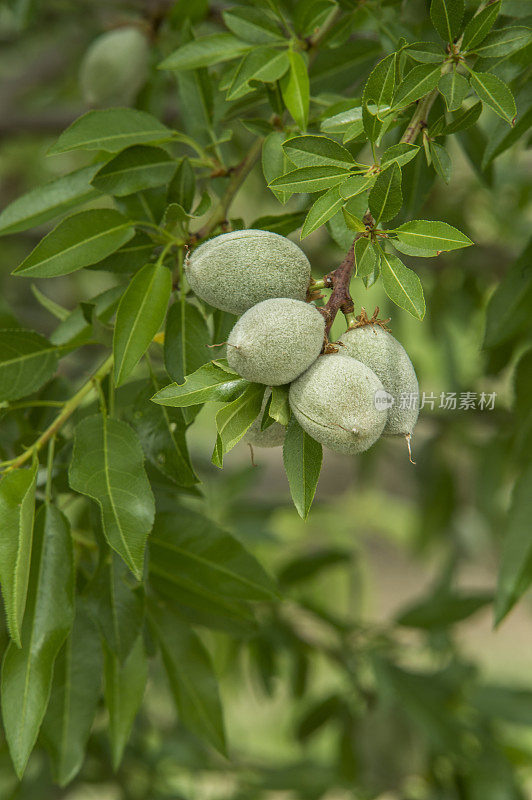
[{"left": 1, "top": 0, "right": 532, "bottom": 798}]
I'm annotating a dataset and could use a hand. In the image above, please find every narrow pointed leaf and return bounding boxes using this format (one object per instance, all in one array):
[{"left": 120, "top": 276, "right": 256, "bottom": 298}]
[
  {"left": 86, "top": 555, "right": 144, "bottom": 664},
  {"left": 381, "top": 143, "right": 419, "bottom": 169},
  {"left": 379, "top": 251, "right": 426, "bottom": 319},
  {"left": 222, "top": 7, "right": 284, "bottom": 44},
  {"left": 227, "top": 48, "right": 289, "bottom": 100},
  {"left": 103, "top": 636, "right": 147, "bottom": 770},
  {"left": 283, "top": 416, "right": 322, "bottom": 519},
  {"left": 340, "top": 173, "right": 374, "bottom": 199},
  {"left": 354, "top": 237, "right": 377, "bottom": 278},
  {"left": 270, "top": 165, "right": 352, "bottom": 193},
  {"left": 113, "top": 262, "right": 172, "bottom": 386},
  {"left": 1, "top": 504, "right": 74, "bottom": 778},
  {"left": 430, "top": 141, "right": 452, "bottom": 183},
  {"left": 41, "top": 603, "right": 102, "bottom": 787},
  {"left": 461, "top": 2, "right": 501, "bottom": 52},
  {"left": 0, "top": 330, "right": 59, "bottom": 402},
  {"left": 69, "top": 414, "right": 155, "bottom": 579},
  {"left": 149, "top": 603, "right": 226, "bottom": 755},
  {"left": 0, "top": 462, "right": 38, "bottom": 646},
  {"left": 469, "top": 71, "right": 517, "bottom": 124},
  {"left": 368, "top": 162, "right": 402, "bottom": 223},
  {"left": 269, "top": 385, "right": 291, "bottom": 426},
  {"left": 159, "top": 34, "right": 250, "bottom": 71},
  {"left": 164, "top": 301, "right": 211, "bottom": 384},
  {"left": 283, "top": 135, "right": 355, "bottom": 169},
  {"left": 0, "top": 164, "right": 102, "bottom": 237},
  {"left": 473, "top": 27, "right": 532, "bottom": 58},
  {"left": 152, "top": 361, "right": 247, "bottom": 407},
  {"left": 13, "top": 209, "right": 135, "bottom": 278},
  {"left": 91, "top": 145, "right": 175, "bottom": 197},
  {"left": 301, "top": 186, "right": 344, "bottom": 238},
  {"left": 212, "top": 383, "right": 266, "bottom": 466},
  {"left": 392, "top": 64, "right": 442, "bottom": 110},
  {"left": 280, "top": 50, "right": 309, "bottom": 131},
  {"left": 48, "top": 108, "right": 172, "bottom": 155},
  {"left": 438, "top": 71, "right": 470, "bottom": 112},
  {"left": 149, "top": 509, "right": 278, "bottom": 603},
  {"left": 394, "top": 220, "right": 472, "bottom": 251},
  {"left": 430, "top": 0, "right": 464, "bottom": 42},
  {"left": 262, "top": 131, "right": 293, "bottom": 204}
]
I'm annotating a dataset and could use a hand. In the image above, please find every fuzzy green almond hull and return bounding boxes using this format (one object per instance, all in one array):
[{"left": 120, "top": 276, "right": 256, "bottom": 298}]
[
  {"left": 289, "top": 354, "right": 388, "bottom": 455},
  {"left": 337, "top": 326, "right": 419, "bottom": 436},
  {"left": 80, "top": 27, "right": 149, "bottom": 107},
  {"left": 245, "top": 393, "right": 286, "bottom": 448},
  {"left": 185, "top": 229, "right": 311, "bottom": 315},
  {"left": 227, "top": 298, "right": 325, "bottom": 386}
]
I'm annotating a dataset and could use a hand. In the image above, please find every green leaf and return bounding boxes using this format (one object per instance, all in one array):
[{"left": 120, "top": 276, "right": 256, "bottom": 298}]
[
  {"left": 279, "top": 548, "right": 351, "bottom": 587},
  {"left": 443, "top": 101, "right": 482, "bottom": 133},
  {"left": 0, "top": 463, "right": 38, "bottom": 647},
  {"left": 394, "top": 220, "right": 472, "bottom": 252},
  {"left": 269, "top": 385, "right": 291, "bottom": 426},
  {"left": 13, "top": 209, "right": 135, "bottom": 279},
  {"left": 41, "top": 603, "right": 102, "bottom": 787},
  {"left": 103, "top": 636, "right": 147, "bottom": 770},
  {"left": 0, "top": 164, "right": 102, "bottom": 237},
  {"left": 212, "top": 383, "right": 266, "bottom": 467},
  {"left": 472, "top": 26, "right": 532, "bottom": 58},
  {"left": 381, "top": 143, "right": 419, "bottom": 169},
  {"left": 301, "top": 185, "right": 344, "bottom": 239},
  {"left": 321, "top": 104, "right": 363, "bottom": 135},
  {"left": 430, "top": 0, "right": 464, "bottom": 42},
  {"left": 283, "top": 416, "right": 322, "bottom": 520},
  {"left": 1, "top": 504, "right": 74, "bottom": 778},
  {"left": 438, "top": 70, "right": 470, "bottom": 112},
  {"left": 168, "top": 158, "right": 196, "bottom": 212},
  {"left": 132, "top": 384, "right": 198, "bottom": 488},
  {"left": 69, "top": 414, "right": 155, "bottom": 579},
  {"left": 31, "top": 285, "right": 69, "bottom": 321},
  {"left": 164, "top": 301, "right": 211, "bottom": 384},
  {"left": 495, "top": 464, "right": 532, "bottom": 624},
  {"left": 48, "top": 108, "right": 172, "bottom": 155},
  {"left": 392, "top": 64, "right": 442, "bottom": 110},
  {"left": 159, "top": 33, "right": 250, "bottom": 71},
  {"left": 113, "top": 262, "right": 172, "bottom": 386},
  {"left": 483, "top": 238, "right": 532, "bottom": 347},
  {"left": 339, "top": 173, "right": 374, "bottom": 199},
  {"left": 342, "top": 205, "right": 365, "bottom": 232},
  {"left": 270, "top": 165, "right": 351, "bottom": 193},
  {"left": 283, "top": 135, "right": 355, "bottom": 169},
  {"left": 91, "top": 145, "right": 175, "bottom": 197},
  {"left": 461, "top": 2, "right": 501, "bottom": 52},
  {"left": 280, "top": 50, "right": 310, "bottom": 131},
  {"left": 396, "top": 591, "right": 492, "bottom": 629},
  {"left": 149, "top": 509, "right": 278, "bottom": 603},
  {"left": 0, "top": 330, "right": 59, "bottom": 401},
  {"left": 482, "top": 86, "right": 532, "bottom": 165},
  {"left": 379, "top": 251, "right": 425, "bottom": 319},
  {"left": 251, "top": 211, "right": 307, "bottom": 236},
  {"left": 50, "top": 286, "right": 123, "bottom": 348},
  {"left": 363, "top": 52, "right": 396, "bottom": 109},
  {"left": 354, "top": 237, "right": 377, "bottom": 277},
  {"left": 152, "top": 361, "right": 247, "bottom": 408},
  {"left": 405, "top": 42, "right": 446, "bottom": 64},
  {"left": 222, "top": 7, "right": 284, "bottom": 44},
  {"left": 149, "top": 602, "right": 226, "bottom": 754},
  {"left": 368, "top": 162, "right": 402, "bottom": 223},
  {"left": 262, "top": 131, "right": 293, "bottom": 204},
  {"left": 429, "top": 141, "right": 452, "bottom": 183},
  {"left": 227, "top": 48, "right": 289, "bottom": 100},
  {"left": 86, "top": 555, "right": 144, "bottom": 664},
  {"left": 469, "top": 70, "right": 516, "bottom": 124}
]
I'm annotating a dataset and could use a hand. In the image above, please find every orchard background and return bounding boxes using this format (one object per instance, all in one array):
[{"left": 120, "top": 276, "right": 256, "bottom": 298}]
[{"left": 0, "top": 0, "right": 531, "bottom": 797}]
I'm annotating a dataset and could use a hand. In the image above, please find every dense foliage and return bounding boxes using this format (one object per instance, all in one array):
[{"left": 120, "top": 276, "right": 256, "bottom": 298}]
[{"left": 0, "top": 0, "right": 531, "bottom": 797}]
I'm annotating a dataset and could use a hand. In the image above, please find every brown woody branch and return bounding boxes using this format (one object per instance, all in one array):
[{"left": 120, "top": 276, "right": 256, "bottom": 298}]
[{"left": 318, "top": 242, "right": 357, "bottom": 338}]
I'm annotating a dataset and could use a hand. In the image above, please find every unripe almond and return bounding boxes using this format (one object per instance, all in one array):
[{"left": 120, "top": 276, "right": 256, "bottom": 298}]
[
  {"left": 337, "top": 326, "right": 419, "bottom": 436},
  {"left": 185, "top": 230, "right": 311, "bottom": 315},
  {"left": 245, "top": 392, "right": 286, "bottom": 448},
  {"left": 289, "top": 354, "right": 387, "bottom": 455},
  {"left": 227, "top": 298, "right": 325, "bottom": 386},
  {"left": 80, "top": 28, "right": 149, "bottom": 108}
]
